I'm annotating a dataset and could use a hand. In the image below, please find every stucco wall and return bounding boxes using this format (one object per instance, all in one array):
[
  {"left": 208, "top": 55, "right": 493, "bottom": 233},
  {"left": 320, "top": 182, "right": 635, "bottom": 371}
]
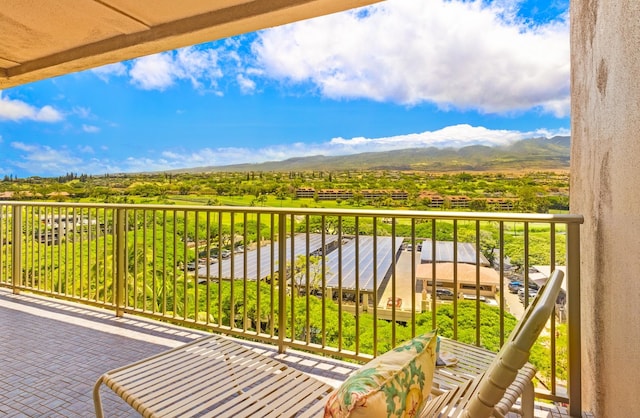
[{"left": 571, "top": 1, "right": 640, "bottom": 415}]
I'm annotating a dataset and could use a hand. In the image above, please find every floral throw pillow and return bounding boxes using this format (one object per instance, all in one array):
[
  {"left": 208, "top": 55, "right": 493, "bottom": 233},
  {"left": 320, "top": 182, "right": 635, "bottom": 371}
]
[{"left": 324, "top": 330, "right": 438, "bottom": 418}]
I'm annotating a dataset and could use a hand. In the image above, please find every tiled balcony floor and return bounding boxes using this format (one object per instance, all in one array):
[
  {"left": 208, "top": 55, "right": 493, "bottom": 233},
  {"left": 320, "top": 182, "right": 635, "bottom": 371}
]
[{"left": 0, "top": 288, "right": 588, "bottom": 417}]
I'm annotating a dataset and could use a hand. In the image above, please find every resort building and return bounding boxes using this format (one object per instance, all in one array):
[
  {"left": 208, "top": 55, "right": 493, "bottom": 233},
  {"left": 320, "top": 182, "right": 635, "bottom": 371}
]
[
  {"left": 294, "top": 187, "right": 315, "bottom": 198},
  {"left": 316, "top": 189, "right": 353, "bottom": 200},
  {"left": 418, "top": 191, "right": 445, "bottom": 208},
  {"left": 447, "top": 195, "right": 471, "bottom": 208},
  {"left": 416, "top": 262, "right": 500, "bottom": 298},
  {"left": 486, "top": 198, "right": 517, "bottom": 211},
  {"left": 296, "top": 188, "right": 409, "bottom": 201}
]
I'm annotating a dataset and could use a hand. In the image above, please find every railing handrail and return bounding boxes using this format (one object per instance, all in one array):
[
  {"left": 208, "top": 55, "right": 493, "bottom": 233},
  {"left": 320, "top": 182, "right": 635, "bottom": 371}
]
[
  {"left": 0, "top": 200, "right": 582, "bottom": 410},
  {"left": 0, "top": 200, "right": 585, "bottom": 224}
]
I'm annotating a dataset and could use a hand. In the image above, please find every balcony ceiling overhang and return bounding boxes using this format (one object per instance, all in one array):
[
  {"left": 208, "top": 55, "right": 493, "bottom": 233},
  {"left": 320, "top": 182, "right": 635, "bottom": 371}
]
[{"left": 0, "top": 0, "right": 381, "bottom": 89}]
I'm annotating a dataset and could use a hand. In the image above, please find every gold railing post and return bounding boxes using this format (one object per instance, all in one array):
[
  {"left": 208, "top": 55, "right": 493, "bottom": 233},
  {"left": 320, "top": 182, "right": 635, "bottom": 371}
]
[
  {"left": 11, "top": 204, "right": 22, "bottom": 294},
  {"left": 566, "top": 221, "right": 582, "bottom": 416},
  {"left": 115, "top": 208, "right": 126, "bottom": 317},
  {"left": 277, "top": 213, "right": 287, "bottom": 353}
]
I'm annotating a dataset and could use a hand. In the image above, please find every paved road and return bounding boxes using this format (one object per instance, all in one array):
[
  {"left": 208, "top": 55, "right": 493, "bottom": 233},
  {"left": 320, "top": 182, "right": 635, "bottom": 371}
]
[
  {"left": 503, "top": 282, "right": 525, "bottom": 319},
  {"left": 378, "top": 248, "right": 424, "bottom": 311}
]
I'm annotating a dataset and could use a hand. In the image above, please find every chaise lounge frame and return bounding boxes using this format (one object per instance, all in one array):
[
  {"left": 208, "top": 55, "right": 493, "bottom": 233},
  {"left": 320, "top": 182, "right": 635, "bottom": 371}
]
[
  {"left": 93, "top": 334, "right": 334, "bottom": 418},
  {"left": 93, "top": 270, "right": 564, "bottom": 417}
]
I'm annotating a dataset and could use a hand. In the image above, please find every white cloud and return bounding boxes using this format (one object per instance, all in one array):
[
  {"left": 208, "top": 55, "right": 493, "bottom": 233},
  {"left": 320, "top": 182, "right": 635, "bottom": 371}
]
[
  {"left": 82, "top": 124, "right": 100, "bottom": 133},
  {"left": 73, "top": 107, "right": 93, "bottom": 118},
  {"left": 175, "top": 47, "right": 223, "bottom": 89},
  {"left": 9, "top": 142, "right": 116, "bottom": 175},
  {"left": 325, "top": 124, "right": 569, "bottom": 153},
  {"left": 0, "top": 93, "right": 64, "bottom": 122},
  {"left": 128, "top": 46, "right": 223, "bottom": 91},
  {"left": 252, "top": 0, "right": 569, "bottom": 116},
  {"left": 236, "top": 74, "right": 256, "bottom": 94},
  {"left": 91, "top": 62, "right": 127, "bottom": 82},
  {"left": 129, "top": 53, "right": 175, "bottom": 90},
  {"left": 11, "top": 142, "right": 36, "bottom": 152},
  {"left": 35, "top": 106, "right": 63, "bottom": 122},
  {"left": 11, "top": 142, "right": 82, "bottom": 173}
]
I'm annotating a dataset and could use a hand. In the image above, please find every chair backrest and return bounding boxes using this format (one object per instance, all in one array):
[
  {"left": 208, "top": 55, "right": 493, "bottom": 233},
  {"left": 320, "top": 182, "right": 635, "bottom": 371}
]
[{"left": 462, "top": 269, "right": 565, "bottom": 418}]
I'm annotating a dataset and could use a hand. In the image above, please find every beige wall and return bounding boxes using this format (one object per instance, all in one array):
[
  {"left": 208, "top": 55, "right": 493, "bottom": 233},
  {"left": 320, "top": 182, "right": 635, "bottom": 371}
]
[{"left": 571, "top": 1, "right": 640, "bottom": 415}]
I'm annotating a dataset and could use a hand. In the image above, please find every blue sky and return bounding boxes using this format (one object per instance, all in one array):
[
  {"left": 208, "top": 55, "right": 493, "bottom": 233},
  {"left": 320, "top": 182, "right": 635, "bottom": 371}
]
[{"left": 0, "top": 0, "right": 569, "bottom": 178}]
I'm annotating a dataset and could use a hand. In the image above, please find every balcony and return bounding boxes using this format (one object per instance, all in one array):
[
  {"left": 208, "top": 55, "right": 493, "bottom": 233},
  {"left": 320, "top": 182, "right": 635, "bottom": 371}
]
[{"left": 0, "top": 201, "right": 586, "bottom": 416}]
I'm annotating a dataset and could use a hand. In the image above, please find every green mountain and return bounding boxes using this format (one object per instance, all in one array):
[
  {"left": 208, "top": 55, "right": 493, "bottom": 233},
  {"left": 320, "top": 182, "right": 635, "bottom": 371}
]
[{"left": 171, "top": 136, "right": 570, "bottom": 173}]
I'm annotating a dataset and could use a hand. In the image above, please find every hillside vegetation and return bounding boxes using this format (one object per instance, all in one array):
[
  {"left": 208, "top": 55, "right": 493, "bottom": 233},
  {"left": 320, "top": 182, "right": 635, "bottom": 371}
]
[{"left": 164, "top": 136, "right": 570, "bottom": 174}]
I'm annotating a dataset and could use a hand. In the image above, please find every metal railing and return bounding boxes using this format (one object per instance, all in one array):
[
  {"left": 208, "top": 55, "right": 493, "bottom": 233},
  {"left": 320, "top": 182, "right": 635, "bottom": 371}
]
[{"left": 0, "top": 201, "right": 583, "bottom": 413}]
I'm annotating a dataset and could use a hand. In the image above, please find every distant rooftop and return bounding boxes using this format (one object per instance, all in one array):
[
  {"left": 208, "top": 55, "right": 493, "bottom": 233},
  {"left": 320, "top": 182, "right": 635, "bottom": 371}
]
[
  {"left": 324, "top": 235, "right": 405, "bottom": 291},
  {"left": 197, "top": 233, "right": 404, "bottom": 293},
  {"left": 420, "top": 240, "right": 490, "bottom": 266}
]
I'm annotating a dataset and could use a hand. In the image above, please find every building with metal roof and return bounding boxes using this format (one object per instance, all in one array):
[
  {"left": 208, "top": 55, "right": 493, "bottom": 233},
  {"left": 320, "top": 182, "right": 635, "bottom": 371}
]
[
  {"left": 196, "top": 233, "right": 405, "bottom": 309},
  {"left": 323, "top": 235, "right": 405, "bottom": 292},
  {"left": 416, "top": 262, "right": 500, "bottom": 298},
  {"left": 196, "top": 233, "right": 340, "bottom": 281},
  {"left": 419, "top": 240, "right": 490, "bottom": 266}
]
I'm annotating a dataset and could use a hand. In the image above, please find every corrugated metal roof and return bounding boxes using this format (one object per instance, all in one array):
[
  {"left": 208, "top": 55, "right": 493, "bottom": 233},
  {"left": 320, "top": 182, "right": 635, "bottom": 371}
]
[
  {"left": 419, "top": 240, "right": 490, "bottom": 266},
  {"left": 196, "top": 233, "right": 339, "bottom": 280},
  {"left": 197, "top": 233, "right": 404, "bottom": 293},
  {"left": 323, "top": 235, "right": 405, "bottom": 292}
]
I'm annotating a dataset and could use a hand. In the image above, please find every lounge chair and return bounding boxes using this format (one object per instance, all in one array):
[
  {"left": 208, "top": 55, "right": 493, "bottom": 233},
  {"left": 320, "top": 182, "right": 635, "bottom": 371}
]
[
  {"left": 421, "top": 269, "right": 565, "bottom": 417},
  {"left": 93, "top": 335, "right": 334, "bottom": 417},
  {"left": 93, "top": 270, "right": 564, "bottom": 417}
]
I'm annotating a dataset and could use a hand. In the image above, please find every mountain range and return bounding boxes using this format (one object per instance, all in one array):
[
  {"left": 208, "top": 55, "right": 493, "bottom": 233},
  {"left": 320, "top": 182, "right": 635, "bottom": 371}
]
[{"left": 170, "top": 136, "right": 570, "bottom": 173}]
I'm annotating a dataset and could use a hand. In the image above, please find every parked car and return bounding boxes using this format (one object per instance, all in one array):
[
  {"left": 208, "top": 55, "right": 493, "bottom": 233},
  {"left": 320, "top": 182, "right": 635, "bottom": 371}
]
[
  {"left": 518, "top": 287, "right": 539, "bottom": 303},
  {"left": 198, "top": 248, "right": 219, "bottom": 258},
  {"left": 435, "top": 288, "right": 455, "bottom": 300},
  {"left": 462, "top": 293, "right": 487, "bottom": 302},
  {"left": 508, "top": 280, "right": 523, "bottom": 293},
  {"left": 186, "top": 257, "right": 217, "bottom": 271},
  {"left": 508, "top": 280, "right": 539, "bottom": 294}
]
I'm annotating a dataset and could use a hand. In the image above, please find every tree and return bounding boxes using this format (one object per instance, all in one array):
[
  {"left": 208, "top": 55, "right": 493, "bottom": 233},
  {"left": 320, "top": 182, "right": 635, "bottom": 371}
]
[
  {"left": 479, "top": 229, "right": 498, "bottom": 266},
  {"left": 256, "top": 194, "right": 267, "bottom": 206},
  {"left": 456, "top": 172, "right": 473, "bottom": 182},
  {"left": 275, "top": 187, "right": 288, "bottom": 201},
  {"left": 469, "top": 199, "right": 488, "bottom": 211},
  {"left": 288, "top": 255, "right": 324, "bottom": 295},
  {"left": 351, "top": 192, "right": 364, "bottom": 207}
]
